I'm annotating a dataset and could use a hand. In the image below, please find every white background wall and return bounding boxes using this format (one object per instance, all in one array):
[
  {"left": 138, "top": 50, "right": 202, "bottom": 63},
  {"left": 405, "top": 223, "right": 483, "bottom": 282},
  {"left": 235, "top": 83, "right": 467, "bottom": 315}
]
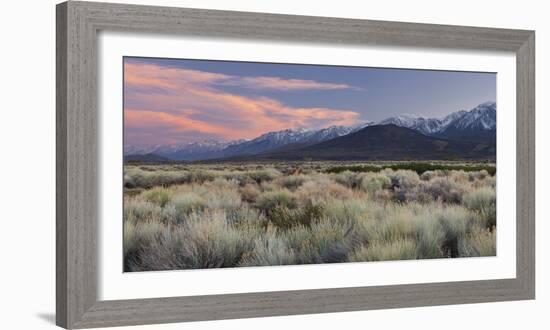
[{"left": 0, "top": 0, "right": 547, "bottom": 329}]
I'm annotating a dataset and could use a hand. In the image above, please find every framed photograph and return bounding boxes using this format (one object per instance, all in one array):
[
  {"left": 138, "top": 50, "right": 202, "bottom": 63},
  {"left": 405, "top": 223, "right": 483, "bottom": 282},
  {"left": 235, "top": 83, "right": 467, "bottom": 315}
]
[{"left": 56, "top": 1, "right": 535, "bottom": 328}]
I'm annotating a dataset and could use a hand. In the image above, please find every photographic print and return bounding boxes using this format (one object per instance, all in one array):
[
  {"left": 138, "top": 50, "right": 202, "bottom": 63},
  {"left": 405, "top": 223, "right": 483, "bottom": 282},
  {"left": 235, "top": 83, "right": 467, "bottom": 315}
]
[{"left": 123, "top": 57, "right": 497, "bottom": 272}]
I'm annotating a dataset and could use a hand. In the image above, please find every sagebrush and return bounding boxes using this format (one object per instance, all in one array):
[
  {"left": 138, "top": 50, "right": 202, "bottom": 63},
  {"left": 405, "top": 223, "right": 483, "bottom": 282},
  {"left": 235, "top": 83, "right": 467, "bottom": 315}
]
[{"left": 123, "top": 162, "right": 496, "bottom": 271}]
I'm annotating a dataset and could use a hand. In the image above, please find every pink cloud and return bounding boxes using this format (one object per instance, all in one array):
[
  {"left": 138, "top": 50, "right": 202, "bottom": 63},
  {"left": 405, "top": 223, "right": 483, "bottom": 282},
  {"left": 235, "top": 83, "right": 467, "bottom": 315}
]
[
  {"left": 124, "top": 62, "right": 229, "bottom": 91},
  {"left": 124, "top": 61, "right": 361, "bottom": 145},
  {"left": 124, "top": 61, "right": 360, "bottom": 92},
  {"left": 221, "top": 76, "right": 357, "bottom": 91}
]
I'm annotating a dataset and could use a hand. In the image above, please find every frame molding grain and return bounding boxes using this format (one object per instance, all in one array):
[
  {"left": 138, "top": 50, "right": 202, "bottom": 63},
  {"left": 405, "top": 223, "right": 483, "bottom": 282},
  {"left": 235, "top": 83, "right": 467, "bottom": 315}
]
[{"left": 56, "top": 1, "right": 535, "bottom": 328}]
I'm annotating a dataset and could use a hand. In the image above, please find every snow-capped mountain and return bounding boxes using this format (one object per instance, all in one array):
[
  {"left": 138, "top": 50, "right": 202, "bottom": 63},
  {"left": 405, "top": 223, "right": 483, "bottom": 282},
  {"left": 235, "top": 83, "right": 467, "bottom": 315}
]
[
  {"left": 124, "top": 102, "right": 496, "bottom": 163},
  {"left": 440, "top": 110, "right": 469, "bottom": 127},
  {"left": 378, "top": 114, "right": 444, "bottom": 135},
  {"left": 124, "top": 123, "right": 372, "bottom": 161},
  {"left": 125, "top": 140, "right": 243, "bottom": 161},
  {"left": 443, "top": 102, "right": 496, "bottom": 131},
  {"left": 435, "top": 102, "right": 496, "bottom": 143},
  {"left": 377, "top": 110, "right": 469, "bottom": 136},
  {"left": 301, "top": 123, "right": 371, "bottom": 144},
  {"left": 377, "top": 102, "right": 495, "bottom": 143},
  {"left": 222, "top": 123, "right": 371, "bottom": 157}
]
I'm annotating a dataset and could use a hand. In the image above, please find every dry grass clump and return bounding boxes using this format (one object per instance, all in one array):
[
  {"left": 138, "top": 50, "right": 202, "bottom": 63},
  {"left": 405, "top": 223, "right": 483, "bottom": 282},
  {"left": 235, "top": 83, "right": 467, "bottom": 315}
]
[
  {"left": 123, "top": 163, "right": 497, "bottom": 271},
  {"left": 240, "top": 234, "right": 296, "bottom": 266},
  {"left": 205, "top": 188, "right": 242, "bottom": 210},
  {"left": 420, "top": 170, "right": 446, "bottom": 181},
  {"left": 126, "top": 211, "right": 256, "bottom": 271},
  {"left": 463, "top": 186, "right": 496, "bottom": 212},
  {"left": 295, "top": 178, "right": 354, "bottom": 204},
  {"left": 124, "top": 199, "right": 162, "bottom": 224},
  {"left": 273, "top": 174, "right": 309, "bottom": 190},
  {"left": 349, "top": 239, "right": 417, "bottom": 262},
  {"left": 283, "top": 221, "right": 353, "bottom": 264},
  {"left": 460, "top": 227, "right": 496, "bottom": 257},
  {"left": 142, "top": 187, "right": 172, "bottom": 207},
  {"left": 239, "top": 183, "right": 262, "bottom": 203},
  {"left": 463, "top": 186, "right": 496, "bottom": 228}
]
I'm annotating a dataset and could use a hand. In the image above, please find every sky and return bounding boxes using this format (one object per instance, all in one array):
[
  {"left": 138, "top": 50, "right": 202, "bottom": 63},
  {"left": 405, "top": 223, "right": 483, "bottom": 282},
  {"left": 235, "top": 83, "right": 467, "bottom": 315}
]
[{"left": 124, "top": 57, "right": 496, "bottom": 147}]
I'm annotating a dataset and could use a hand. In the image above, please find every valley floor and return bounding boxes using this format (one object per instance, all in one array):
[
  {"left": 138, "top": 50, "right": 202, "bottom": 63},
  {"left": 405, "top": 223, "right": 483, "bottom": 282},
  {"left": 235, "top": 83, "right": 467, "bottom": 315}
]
[{"left": 123, "top": 161, "right": 496, "bottom": 271}]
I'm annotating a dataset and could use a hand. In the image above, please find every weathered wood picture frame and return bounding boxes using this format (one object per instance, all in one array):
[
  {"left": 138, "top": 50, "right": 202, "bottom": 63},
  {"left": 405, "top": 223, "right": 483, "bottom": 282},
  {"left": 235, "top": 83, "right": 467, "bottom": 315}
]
[{"left": 56, "top": 1, "right": 535, "bottom": 328}]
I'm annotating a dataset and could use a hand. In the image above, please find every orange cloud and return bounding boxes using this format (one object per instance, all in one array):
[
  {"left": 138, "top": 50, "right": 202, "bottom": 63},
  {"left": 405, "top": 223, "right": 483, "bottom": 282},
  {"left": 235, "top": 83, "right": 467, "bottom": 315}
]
[
  {"left": 124, "top": 61, "right": 360, "bottom": 92},
  {"left": 124, "top": 60, "right": 362, "bottom": 145},
  {"left": 125, "top": 109, "right": 243, "bottom": 140}
]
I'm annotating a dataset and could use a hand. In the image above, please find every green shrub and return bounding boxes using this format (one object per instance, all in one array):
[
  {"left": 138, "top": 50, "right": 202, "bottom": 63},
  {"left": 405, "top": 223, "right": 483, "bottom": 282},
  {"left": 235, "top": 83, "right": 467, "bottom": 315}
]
[
  {"left": 142, "top": 187, "right": 172, "bottom": 207},
  {"left": 463, "top": 187, "right": 495, "bottom": 211},
  {"left": 295, "top": 178, "right": 353, "bottom": 203},
  {"left": 124, "top": 168, "right": 190, "bottom": 188},
  {"left": 383, "top": 169, "right": 421, "bottom": 189},
  {"left": 267, "top": 202, "right": 325, "bottom": 230},
  {"left": 255, "top": 190, "right": 297, "bottom": 213},
  {"left": 423, "top": 177, "right": 467, "bottom": 203},
  {"left": 412, "top": 206, "right": 472, "bottom": 258},
  {"left": 352, "top": 204, "right": 416, "bottom": 245},
  {"left": 227, "top": 207, "right": 266, "bottom": 233},
  {"left": 359, "top": 173, "right": 391, "bottom": 194},
  {"left": 322, "top": 199, "right": 369, "bottom": 225},
  {"left": 124, "top": 187, "right": 144, "bottom": 197},
  {"left": 171, "top": 193, "right": 206, "bottom": 217},
  {"left": 247, "top": 168, "right": 281, "bottom": 183},
  {"left": 333, "top": 171, "right": 362, "bottom": 189},
  {"left": 187, "top": 170, "right": 216, "bottom": 184},
  {"left": 123, "top": 200, "right": 162, "bottom": 224},
  {"left": 324, "top": 163, "right": 495, "bottom": 176}
]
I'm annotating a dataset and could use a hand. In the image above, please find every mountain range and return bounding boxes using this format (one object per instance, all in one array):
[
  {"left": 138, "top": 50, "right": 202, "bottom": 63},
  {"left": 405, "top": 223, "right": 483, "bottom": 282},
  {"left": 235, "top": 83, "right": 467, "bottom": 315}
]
[
  {"left": 124, "top": 101, "right": 496, "bottom": 162},
  {"left": 378, "top": 102, "right": 496, "bottom": 143},
  {"left": 245, "top": 124, "right": 495, "bottom": 161}
]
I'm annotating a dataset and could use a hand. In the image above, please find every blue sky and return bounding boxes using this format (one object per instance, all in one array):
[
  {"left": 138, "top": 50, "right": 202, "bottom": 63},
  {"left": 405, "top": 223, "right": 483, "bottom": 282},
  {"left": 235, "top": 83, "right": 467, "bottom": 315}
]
[{"left": 124, "top": 56, "right": 496, "bottom": 146}]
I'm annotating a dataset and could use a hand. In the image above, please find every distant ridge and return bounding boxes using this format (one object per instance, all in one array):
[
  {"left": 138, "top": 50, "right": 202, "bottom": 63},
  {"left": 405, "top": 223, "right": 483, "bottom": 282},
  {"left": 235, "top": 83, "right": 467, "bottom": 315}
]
[
  {"left": 243, "top": 124, "right": 495, "bottom": 161},
  {"left": 124, "top": 153, "right": 172, "bottom": 163},
  {"left": 220, "top": 124, "right": 369, "bottom": 158}
]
